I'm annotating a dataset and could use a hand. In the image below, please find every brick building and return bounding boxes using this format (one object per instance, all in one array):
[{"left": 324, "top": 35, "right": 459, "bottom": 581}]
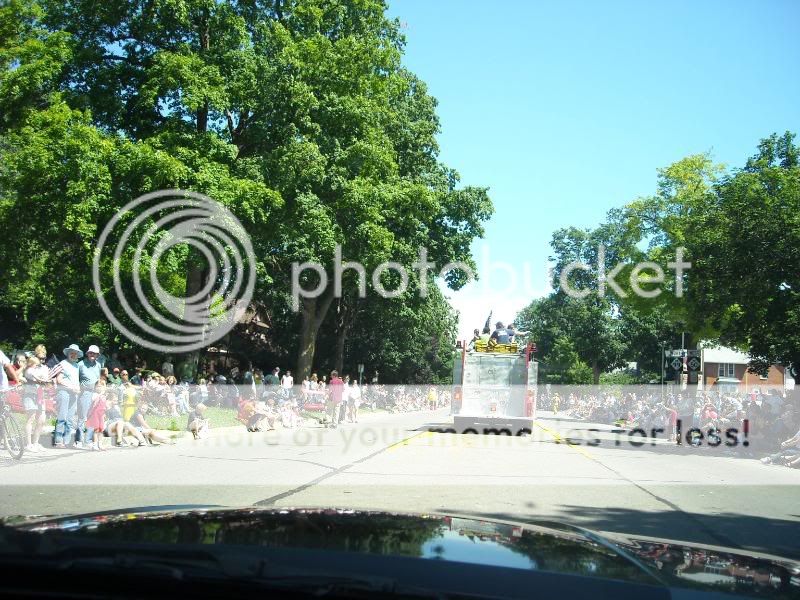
[{"left": 700, "top": 345, "right": 791, "bottom": 393}]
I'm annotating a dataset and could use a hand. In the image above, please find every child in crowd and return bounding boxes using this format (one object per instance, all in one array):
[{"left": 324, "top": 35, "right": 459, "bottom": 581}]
[
  {"left": 280, "top": 396, "right": 300, "bottom": 428},
  {"left": 187, "top": 403, "right": 209, "bottom": 439},
  {"left": 85, "top": 380, "right": 108, "bottom": 451},
  {"left": 23, "top": 355, "right": 50, "bottom": 452}
]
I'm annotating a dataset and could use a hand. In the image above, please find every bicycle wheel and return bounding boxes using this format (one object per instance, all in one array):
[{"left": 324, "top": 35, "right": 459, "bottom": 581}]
[{"left": 1, "top": 412, "right": 25, "bottom": 460}]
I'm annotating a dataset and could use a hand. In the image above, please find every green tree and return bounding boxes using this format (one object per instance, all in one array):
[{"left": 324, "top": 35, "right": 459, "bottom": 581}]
[
  {"left": 618, "top": 153, "right": 725, "bottom": 332},
  {"left": 0, "top": 0, "right": 281, "bottom": 355},
  {"left": 316, "top": 282, "right": 458, "bottom": 383},
  {"left": 618, "top": 134, "right": 799, "bottom": 382},
  {"left": 543, "top": 161, "right": 718, "bottom": 383},
  {"left": 0, "top": 0, "right": 492, "bottom": 383},
  {"left": 515, "top": 293, "right": 625, "bottom": 385},
  {"left": 684, "top": 132, "right": 800, "bottom": 379}
]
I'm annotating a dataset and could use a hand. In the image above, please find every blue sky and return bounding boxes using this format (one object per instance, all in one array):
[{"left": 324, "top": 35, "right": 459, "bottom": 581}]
[{"left": 387, "top": 0, "right": 800, "bottom": 338}]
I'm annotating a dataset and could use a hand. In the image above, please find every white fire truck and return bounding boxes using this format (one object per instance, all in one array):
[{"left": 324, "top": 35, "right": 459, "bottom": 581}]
[{"left": 451, "top": 341, "right": 538, "bottom": 435}]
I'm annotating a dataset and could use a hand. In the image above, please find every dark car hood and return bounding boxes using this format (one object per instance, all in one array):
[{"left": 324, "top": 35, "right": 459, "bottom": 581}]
[{"left": 4, "top": 506, "right": 799, "bottom": 597}]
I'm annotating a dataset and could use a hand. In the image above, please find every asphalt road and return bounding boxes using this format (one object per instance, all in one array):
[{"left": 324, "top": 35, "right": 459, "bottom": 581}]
[{"left": 2, "top": 408, "right": 799, "bottom": 560}]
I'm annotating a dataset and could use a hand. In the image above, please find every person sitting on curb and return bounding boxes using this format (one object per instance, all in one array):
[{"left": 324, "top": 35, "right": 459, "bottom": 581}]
[
  {"left": 760, "top": 427, "right": 800, "bottom": 466},
  {"left": 128, "top": 400, "right": 175, "bottom": 445},
  {"left": 105, "top": 394, "right": 147, "bottom": 447},
  {"left": 186, "top": 403, "right": 209, "bottom": 439},
  {"left": 238, "top": 393, "right": 273, "bottom": 432},
  {"left": 263, "top": 396, "right": 279, "bottom": 429}
]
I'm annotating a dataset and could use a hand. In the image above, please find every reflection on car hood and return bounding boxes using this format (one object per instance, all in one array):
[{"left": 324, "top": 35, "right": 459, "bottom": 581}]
[{"left": 5, "top": 507, "right": 800, "bottom": 597}]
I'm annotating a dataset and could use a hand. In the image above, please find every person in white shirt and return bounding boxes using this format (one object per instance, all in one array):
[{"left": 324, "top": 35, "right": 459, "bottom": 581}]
[
  {"left": 278, "top": 370, "right": 292, "bottom": 402},
  {"left": 339, "top": 375, "right": 351, "bottom": 423},
  {"left": 348, "top": 381, "right": 361, "bottom": 423},
  {"left": 0, "top": 349, "right": 16, "bottom": 393},
  {"left": 161, "top": 357, "right": 174, "bottom": 377},
  {"left": 54, "top": 344, "right": 82, "bottom": 448},
  {"left": 23, "top": 356, "right": 50, "bottom": 452},
  {"left": 281, "top": 371, "right": 293, "bottom": 387}
]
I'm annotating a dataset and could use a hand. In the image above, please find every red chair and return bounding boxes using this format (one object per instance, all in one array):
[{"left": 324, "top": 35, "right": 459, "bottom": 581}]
[{"left": 302, "top": 390, "right": 326, "bottom": 412}]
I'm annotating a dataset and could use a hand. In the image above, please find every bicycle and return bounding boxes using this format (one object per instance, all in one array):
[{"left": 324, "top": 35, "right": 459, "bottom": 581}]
[{"left": 0, "top": 395, "right": 25, "bottom": 460}]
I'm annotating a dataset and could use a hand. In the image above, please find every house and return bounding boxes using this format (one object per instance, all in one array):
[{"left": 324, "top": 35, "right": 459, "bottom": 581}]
[{"left": 699, "top": 345, "right": 791, "bottom": 393}]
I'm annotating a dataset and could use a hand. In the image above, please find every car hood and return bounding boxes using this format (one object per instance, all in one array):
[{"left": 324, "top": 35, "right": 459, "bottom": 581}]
[{"left": 3, "top": 506, "right": 799, "bottom": 597}]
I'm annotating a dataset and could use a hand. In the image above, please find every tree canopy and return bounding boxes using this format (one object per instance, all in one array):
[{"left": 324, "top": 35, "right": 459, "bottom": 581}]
[
  {"left": 0, "top": 0, "right": 493, "bottom": 382},
  {"left": 517, "top": 133, "right": 799, "bottom": 384}
]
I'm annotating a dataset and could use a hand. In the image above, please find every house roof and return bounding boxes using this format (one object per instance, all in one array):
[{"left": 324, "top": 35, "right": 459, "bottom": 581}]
[{"left": 701, "top": 345, "right": 750, "bottom": 364}]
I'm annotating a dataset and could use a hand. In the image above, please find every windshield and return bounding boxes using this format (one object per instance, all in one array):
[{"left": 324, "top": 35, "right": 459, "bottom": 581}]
[{"left": 0, "top": 0, "right": 798, "bottom": 596}]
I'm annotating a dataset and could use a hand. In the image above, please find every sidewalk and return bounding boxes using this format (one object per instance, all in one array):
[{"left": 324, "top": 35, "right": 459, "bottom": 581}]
[
  {"left": 36, "top": 424, "right": 186, "bottom": 449},
  {"left": 32, "top": 406, "right": 445, "bottom": 449}
]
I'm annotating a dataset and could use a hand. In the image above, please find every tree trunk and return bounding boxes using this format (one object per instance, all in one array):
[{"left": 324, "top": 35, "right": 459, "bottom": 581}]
[
  {"left": 297, "top": 300, "right": 317, "bottom": 383},
  {"left": 181, "top": 259, "right": 207, "bottom": 380},
  {"left": 592, "top": 360, "right": 600, "bottom": 385},
  {"left": 295, "top": 290, "right": 335, "bottom": 381},
  {"left": 176, "top": 13, "right": 211, "bottom": 378},
  {"left": 333, "top": 297, "right": 360, "bottom": 374},
  {"left": 197, "top": 99, "right": 208, "bottom": 133},
  {"left": 334, "top": 325, "right": 348, "bottom": 373}
]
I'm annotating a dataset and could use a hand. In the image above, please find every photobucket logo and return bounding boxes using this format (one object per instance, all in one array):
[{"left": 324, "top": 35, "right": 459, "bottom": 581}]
[
  {"left": 291, "top": 246, "right": 473, "bottom": 311},
  {"left": 559, "top": 245, "right": 691, "bottom": 299},
  {"left": 92, "top": 190, "right": 256, "bottom": 353}
]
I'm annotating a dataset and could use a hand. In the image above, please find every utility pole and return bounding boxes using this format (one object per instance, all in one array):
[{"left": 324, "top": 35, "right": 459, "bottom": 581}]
[{"left": 661, "top": 340, "right": 666, "bottom": 402}]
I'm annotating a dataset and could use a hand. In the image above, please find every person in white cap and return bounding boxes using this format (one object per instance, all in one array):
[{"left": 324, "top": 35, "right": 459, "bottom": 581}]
[
  {"left": 53, "top": 344, "right": 82, "bottom": 448},
  {"left": 76, "top": 344, "right": 102, "bottom": 449}
]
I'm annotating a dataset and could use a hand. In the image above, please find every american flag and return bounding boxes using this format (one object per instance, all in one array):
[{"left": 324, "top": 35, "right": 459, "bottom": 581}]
[{"left": 48, "top": 362, "right": 63, "bottom": 380}]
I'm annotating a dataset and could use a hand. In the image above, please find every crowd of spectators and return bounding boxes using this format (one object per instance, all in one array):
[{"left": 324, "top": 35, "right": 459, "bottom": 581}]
[
  {"left": 0, "top": 343, "right": 448, "bottom": 453},
  {"left": 538, "top": 386, "right": 800, "bottom": 466}
]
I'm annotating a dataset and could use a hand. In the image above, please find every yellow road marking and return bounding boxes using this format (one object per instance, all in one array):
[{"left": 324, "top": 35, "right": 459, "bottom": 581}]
[
  {"left": 385, "top": 430, "right": 434, "bottom": 453},
  {"left": 533, "top": 421, "right": 595, "bottom": 460}
]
